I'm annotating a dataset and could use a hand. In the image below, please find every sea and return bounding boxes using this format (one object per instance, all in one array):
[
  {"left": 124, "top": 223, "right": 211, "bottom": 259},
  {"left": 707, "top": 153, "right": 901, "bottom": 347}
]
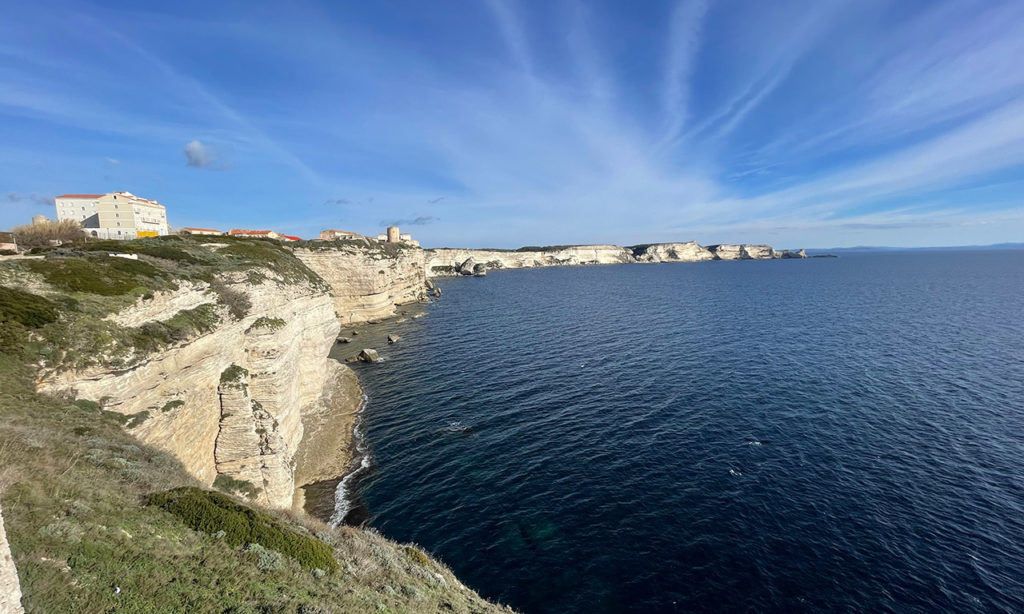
[{"left": 336, "top": 250, "right": 1024, "bottom": 613}]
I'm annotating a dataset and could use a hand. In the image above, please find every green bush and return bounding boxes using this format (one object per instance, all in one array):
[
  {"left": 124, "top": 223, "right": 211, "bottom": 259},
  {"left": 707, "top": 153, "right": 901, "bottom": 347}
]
[
  {"left": 209, "top": 278, "right": 251, "bottom": 319},
  {"left": 0, "top": 287, "right": 58, "bottom": 328},
  {"left": 245, "top": 542, "right": 284, "bottom": 572},
  {"left": 149, "top": 487, "right": 338, "bottom": 571},
  {"left": 246, "top": 316, "right": 286, "bottom": 333},
  {"left": 213, "top": 474, "right": 258, "bottom": 499},
  {"left": 220, "top": 364, "right": 249, "bottom": 388},
  {"left": 159, "top": 400, "right": 185, "bottom": 413},
  {"left": 82, "top": 240, "right": 203, "bottom": 264},
  {"left": 24, "top": 255, "right": 175, "bottom": 296}
]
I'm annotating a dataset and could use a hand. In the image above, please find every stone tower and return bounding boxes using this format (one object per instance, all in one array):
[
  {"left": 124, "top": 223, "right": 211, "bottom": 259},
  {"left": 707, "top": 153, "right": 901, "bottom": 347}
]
[
  {"left": 387, "top": 226, "right": 400, "bottom": 243},
  {"left": 31, "top": 215, "right": 48, "bottom": 225}
]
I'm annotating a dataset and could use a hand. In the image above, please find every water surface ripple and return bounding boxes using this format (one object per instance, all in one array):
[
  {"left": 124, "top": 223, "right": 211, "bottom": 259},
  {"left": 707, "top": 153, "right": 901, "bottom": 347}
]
[{"left": 349, "top": 251, "right": 1024, "bottom": 613}]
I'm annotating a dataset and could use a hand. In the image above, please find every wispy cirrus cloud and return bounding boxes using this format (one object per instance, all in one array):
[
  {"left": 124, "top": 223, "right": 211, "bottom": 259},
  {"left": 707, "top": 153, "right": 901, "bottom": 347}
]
[
  {"left": 380, "top": 215, "right": 438, "bottom": 227},
  {"left": 1, "top": 1, "right": 1022, "bottom": 247},
  {"left": 4, "top": 192, "right": 52, "bottom": 207}
]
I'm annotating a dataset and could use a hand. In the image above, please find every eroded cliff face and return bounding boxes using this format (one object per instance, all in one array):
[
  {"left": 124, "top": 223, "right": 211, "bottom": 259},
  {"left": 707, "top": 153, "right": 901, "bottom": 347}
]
[
  {"left": 37, "top": 275, "right": 340, "bottom": 509},
  {"left": 425, "top": 245, "right": 634, "bottom": 277},
  {"left": 0, "top": 505, "right": 24, "bottom": 614},
  {"left": 295, "top": 242, "right": 427, "bottom": 325},
  {"left": 426, "top": 242, "right": 805, "bottom": 276},
  {"left": 633, "top": 242, "right": 715, "bottom": 263}
]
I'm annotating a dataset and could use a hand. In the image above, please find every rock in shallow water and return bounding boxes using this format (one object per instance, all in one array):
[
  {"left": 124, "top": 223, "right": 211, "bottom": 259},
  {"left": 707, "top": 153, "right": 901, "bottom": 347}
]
[
  {"left": 358, "top": 349, "right": 379, "bottom": 363},
  {"left": 388, "top": 335, "right": 400, "bottom": 344}
]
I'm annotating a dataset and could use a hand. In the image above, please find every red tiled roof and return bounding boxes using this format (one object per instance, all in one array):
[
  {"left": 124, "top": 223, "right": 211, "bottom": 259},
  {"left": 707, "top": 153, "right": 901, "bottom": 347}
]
[
  {"left": 55, "top": 194, "right": 103, "bottom": 199},
  {"left": 182, "top": 227, "right": 221, "bottom": 233},
  {"left": 280, "top": 235, "right": 302, "bottom": 241}
]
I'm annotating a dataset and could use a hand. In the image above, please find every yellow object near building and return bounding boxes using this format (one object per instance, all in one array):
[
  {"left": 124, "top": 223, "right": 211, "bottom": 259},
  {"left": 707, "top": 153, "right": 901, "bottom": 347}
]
[{"left": 136, "top": 231, "right": 159, "bottom": 238}]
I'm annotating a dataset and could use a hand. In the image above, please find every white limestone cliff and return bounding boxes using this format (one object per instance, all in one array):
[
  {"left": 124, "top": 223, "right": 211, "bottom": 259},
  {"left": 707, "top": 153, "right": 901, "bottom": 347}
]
[
  {"left": 37, "top": 274, "right": 340, "bottom": 509},
  {"left": 633, "top": 242, "right": 715, "bottom": 263},
  {"left": 426, "top": 241, "right": 804, "bottom": 276},
  {"left": 295, "top": 241, "right": 427, "bottom": 325},
  {"left": 0, "top": 505, "right": 24, "bottom": 614},
  {"left": 425, "top": 245, "right": 633, "bottom": 276}
]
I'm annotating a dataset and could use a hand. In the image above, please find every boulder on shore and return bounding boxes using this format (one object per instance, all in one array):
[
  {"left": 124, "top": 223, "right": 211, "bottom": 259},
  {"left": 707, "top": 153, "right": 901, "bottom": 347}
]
[
  {"left": 358, "top": 349, "right": 380, "bottom": 363},
  {"left": 472, "top": 263, "right": 487, "bottom": 277},
  {"left": 388, "top": 335, "right": 400, "bottom": 344}
]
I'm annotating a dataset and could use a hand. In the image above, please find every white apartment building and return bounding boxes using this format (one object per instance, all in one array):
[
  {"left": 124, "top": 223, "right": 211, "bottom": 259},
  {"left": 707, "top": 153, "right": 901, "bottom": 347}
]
[{"left": 54, "top": 192, "right": 170, "bottom": 240}]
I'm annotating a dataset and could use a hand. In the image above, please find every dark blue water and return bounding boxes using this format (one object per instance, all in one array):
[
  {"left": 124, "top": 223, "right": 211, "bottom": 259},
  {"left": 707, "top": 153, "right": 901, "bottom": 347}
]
[{"left": 346, "top": 252, "right": 1024, "bottom": 613}]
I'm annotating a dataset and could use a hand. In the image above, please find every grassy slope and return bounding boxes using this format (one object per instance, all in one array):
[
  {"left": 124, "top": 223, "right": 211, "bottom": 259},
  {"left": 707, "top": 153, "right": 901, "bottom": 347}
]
[{"left": 0, "top": 237, "right": 511, "bottom": 613}]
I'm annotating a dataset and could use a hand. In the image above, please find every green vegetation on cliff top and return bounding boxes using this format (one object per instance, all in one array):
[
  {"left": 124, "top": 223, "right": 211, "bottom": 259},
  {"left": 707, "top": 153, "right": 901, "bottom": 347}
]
[
  {"left": 0, "top": 236, "right": 328, "bottom": 372},
  {"left": 0, "top": 236, "right": 512, "bottom": 613}
]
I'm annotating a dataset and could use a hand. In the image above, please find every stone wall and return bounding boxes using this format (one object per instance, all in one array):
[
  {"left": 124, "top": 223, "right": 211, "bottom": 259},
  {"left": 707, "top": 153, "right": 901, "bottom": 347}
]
[{"left": 0, "top": 504, "right": 24, "bottom": 614}]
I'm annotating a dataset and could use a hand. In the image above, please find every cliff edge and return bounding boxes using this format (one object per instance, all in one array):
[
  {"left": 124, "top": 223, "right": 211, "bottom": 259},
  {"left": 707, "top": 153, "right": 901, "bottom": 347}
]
[
  {"left": 0, "top": 235, "right": 511, "bottom": 612},
  {"left": 425, "top": 241, "right": 806, "bottom": 276}
]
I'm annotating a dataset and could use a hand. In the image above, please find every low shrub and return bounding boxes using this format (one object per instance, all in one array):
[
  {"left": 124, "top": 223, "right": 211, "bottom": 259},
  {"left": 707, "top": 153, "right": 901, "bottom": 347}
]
[
  {"left": 220, "top": 364, "right": 249, "bottom": 389},
  {"left": 213, "top": 474, "right": 258, "bottom": 499},
  {"left": 24, "top": 255, "right": 175, "bottom": 296},
  {"left": 245, "top": 542, "right": 284, "bottom": 572},
  {"left": 404, "top": 546, "right": 431, "bottom": 567},
  {"left": 11, "top": 219, "right": 85, "bottom": 249},
  {"left": 246, "top": 316, "right": 286, "bottom": 333},
  {"left": 82, "top": 240, "right": 203, "bottom": 264},
  {"left": 149, "top": 487, "right": 338, "bottom": 571},
  {"left": 159, "top": 400, "right": 185, "bottom": 413},
  {"left": 0, "top": 287, "right": 58, "bottom": 328},
  {"left": 209, "top": 278, "right": 251, "bottom": 319}
]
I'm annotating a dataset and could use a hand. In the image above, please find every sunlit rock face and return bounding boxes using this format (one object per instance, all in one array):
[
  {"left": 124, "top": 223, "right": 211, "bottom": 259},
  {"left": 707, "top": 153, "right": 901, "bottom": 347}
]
[
  {"left": 38, "top": 275, "right": 340, "bottom": 509},
  {"left": 633, "top": 242, "right": 715, "bottom": 263},
  {"left": 1, "top": 506, "right": 25, "bottom": 614},
  {"left": 295, "top": 244, "right": 427, "bottom": 325},
  {"left": 425, "top": 245, "right": 634, "bottom": 277}
]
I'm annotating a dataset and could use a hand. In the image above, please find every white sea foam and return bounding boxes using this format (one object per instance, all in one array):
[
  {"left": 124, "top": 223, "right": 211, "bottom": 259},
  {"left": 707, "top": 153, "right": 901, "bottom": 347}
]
[
  {"left": 729, "top": 469, "right": 742, "bottom": 476},
  {"left": 330, "top": 394, "right": 371, "bottom": 527},
  {"left": 747, "top": 440, "right": 762, "bottom": 446}
]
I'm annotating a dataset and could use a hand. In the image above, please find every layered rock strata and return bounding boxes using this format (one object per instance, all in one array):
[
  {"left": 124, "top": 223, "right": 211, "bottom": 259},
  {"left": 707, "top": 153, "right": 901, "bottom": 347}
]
[
  {"left": 426, "top": 242, "right": 806, "bottom": 276},
  {"left": 425, "top": 245, "right": 634, "bottom": 277},
  {"left": 633, "top": 241, "right": 715, "bottom": 263},
  {"left": 295, "top": 242, "right": 427, "bottom": 325},
  {"left": 0, "top": 505, "right": 24, "bottom": 614},
  {"left": 38, "top": 274, "right": 340, "bottom": 509}
]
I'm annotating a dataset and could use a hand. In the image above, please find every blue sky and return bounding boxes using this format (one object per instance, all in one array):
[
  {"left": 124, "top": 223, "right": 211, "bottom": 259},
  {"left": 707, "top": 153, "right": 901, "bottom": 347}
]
[{"left": 2, "top": 0, "right": 1022, "bottom": 248}]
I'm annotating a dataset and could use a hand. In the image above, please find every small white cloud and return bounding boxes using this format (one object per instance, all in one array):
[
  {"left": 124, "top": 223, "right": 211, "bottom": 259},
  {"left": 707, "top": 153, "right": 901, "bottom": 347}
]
[{"left": 184, "top": 140, "right": 229, "bottom": 170}]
